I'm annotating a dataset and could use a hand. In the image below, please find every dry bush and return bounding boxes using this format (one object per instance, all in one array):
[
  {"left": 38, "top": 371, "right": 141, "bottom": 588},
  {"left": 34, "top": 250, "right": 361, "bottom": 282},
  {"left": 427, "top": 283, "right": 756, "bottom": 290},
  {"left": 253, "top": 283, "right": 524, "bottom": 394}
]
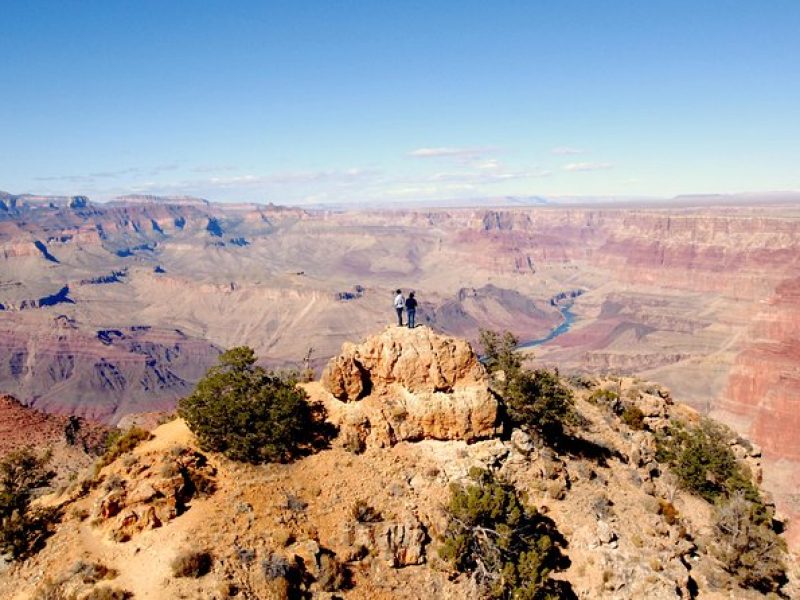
[
  {"left": 658, "top": 499, "right": 679, "bottom": 525},
  {"left": 712, "top": 492, "right": 787, "bottom": 594},
  {"left": 82, "top": 588, "right": 132, "bottom": 600},
  {"left": 171, "top": 549, "right": 214, "bottom": 578},
  {"left": 317, "top": 552, "right": 349, "bottom": 592},
  {"left": 621, "top": 405, "right": 646, "bottom": 430},
  {"left": 98, "top": 427, "right": 152, "bottom": 470},
  {"left": 70, "top": 560, "right": 119, "bottom": 584},
  {"left": 350, "top": 500, "right": 382, "bottom": 523}
]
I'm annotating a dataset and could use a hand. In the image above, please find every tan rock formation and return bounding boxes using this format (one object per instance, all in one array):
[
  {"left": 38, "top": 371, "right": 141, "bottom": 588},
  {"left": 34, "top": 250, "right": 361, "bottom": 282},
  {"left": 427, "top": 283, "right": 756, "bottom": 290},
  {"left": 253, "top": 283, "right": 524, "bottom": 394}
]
[
  {"left": 315, "top": 326, "right": 499, "bottom": 447},
  {"left": 92, "top": 444, "right": 216, "bottom": 542},
  {"left": 321, "top": 325, "right": 487, "bottom": 400}
]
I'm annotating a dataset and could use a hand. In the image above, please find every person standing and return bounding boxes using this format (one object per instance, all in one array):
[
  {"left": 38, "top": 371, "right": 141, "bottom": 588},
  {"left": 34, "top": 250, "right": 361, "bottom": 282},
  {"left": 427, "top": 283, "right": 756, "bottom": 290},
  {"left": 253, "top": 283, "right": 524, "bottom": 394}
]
[
  {"left": 393, "top": 289, "right": 405, "bottom": 326},
  {"left": 405, "top": 291, "right": 418, "bottom": 329}
]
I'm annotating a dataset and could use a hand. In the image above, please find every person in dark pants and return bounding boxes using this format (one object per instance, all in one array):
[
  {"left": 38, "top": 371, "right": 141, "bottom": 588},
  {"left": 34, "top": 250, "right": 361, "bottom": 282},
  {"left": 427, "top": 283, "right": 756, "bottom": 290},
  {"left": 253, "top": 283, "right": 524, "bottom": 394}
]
[
  {"left": 393, "top": 289, "right": 405, "bottom": 326},
  {"left": 405, "top": 291, "right": 418, "bottom": 328}
]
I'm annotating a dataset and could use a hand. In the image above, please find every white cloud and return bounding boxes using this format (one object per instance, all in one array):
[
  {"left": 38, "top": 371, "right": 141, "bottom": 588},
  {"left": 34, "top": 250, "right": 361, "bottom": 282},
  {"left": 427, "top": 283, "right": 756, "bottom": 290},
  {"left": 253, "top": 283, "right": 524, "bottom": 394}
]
[
  {"left": 552, "top": 146, "right": 586, "bottom": 155},
  {"left": 473, "top": 159, "right": 501, "bottom": 171},
  {"left": 429, "top": 168, "right": 550, "bottom": 184},
  {"left": 563, "top": 162, "right": 613, "bottom": 172},
  {"left": 408, "top": 146, "right": 489, "bottom": 158}
]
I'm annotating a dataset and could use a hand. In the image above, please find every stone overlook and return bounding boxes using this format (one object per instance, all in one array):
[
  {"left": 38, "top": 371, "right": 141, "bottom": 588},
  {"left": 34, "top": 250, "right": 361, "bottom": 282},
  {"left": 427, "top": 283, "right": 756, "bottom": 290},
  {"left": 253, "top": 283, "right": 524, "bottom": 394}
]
[{"left": 315, "top": 326, "right": 500, "bottom": 447}]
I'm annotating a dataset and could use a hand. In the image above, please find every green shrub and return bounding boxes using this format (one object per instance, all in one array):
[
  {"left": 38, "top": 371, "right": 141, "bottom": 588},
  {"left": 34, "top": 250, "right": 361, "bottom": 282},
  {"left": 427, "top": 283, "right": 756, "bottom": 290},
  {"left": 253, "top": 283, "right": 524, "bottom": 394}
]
[
  {"left": 655, "top": 419, "right": 763, "bottom": 510},
  {"left": 586, "top": 388, "right": 619, "bottom": 405},
  {"left": 621, "top": 405, "right": 645, "bottom": 430},
  {"left": 479, "top": 329, "right": 522, "bottom": 380},
  {"left": 171, "top": 549, "right": 213, "bottom": 578},
  {"left": 98, "top": 427, "right": 152, "bottom": 469},
  {"left": 480, "top": 329, "right": 575, "bottom": 440},
  {"left": 712, "top": 492, "right": 787, "bottom": 594},
  {"left": 439, "top": 469, "right": 570, "bottom": 599},
  {"left": 504, "top": 368, "right": 575, "bottom": 439},
  {"left": 0, "top": 449, "right": 59, "bottom": 559},
  {"left": 178, "top": 347, "right": 316, "bottom": 463}
]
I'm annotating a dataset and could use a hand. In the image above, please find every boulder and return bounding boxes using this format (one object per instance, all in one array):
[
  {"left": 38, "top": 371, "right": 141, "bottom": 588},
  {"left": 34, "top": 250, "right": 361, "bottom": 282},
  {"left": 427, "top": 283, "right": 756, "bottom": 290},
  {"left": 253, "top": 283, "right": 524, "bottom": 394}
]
[
  {"left": 376, "top": 519, "right": 428, "bottom": 567},
  {"left": 321, "top": 326, "right": 487, "bottom": 401},
  {"left": 317, "top": 327, "right": 500, "bottom": 447}
]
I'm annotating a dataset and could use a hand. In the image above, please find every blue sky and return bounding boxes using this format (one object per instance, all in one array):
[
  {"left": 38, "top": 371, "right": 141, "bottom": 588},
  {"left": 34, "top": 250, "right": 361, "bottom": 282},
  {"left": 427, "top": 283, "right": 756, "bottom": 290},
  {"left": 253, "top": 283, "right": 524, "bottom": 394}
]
[{"left": 1, "top": 1, "right": 798, "bottom": 204}]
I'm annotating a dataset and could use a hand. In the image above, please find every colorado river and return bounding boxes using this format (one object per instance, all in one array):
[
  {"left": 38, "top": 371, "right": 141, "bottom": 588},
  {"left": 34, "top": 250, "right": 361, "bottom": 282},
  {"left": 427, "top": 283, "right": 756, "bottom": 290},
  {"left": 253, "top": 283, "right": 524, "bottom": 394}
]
[{"left": 518, "top": 302, "right": 576, "bottom": 349}]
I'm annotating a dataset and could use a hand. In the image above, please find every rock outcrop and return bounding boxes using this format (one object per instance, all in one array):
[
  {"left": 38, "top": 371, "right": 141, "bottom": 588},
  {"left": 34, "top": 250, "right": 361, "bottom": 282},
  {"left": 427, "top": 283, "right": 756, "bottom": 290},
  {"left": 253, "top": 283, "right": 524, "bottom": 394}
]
[
  {"left": 92, "top": 443, "right": 216, "bottom": 542},
  {"left": 317, "top": 326, "right": 499, "bottom": 448}
]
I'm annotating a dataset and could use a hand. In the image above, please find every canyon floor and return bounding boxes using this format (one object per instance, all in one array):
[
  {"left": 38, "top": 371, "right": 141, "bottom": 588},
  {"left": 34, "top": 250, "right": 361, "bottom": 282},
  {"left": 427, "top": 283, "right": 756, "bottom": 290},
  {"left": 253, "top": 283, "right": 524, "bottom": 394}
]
[{"left": 1, "top": 191, "right": 799, "bottom": 551}]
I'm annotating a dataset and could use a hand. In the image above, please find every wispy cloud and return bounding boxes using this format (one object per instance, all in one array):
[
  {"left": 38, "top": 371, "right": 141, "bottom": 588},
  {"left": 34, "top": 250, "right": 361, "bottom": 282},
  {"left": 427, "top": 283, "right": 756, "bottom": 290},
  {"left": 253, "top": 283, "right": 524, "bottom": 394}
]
[
  {"left": 206, "top": 168, "right": 379, "bottom": 187},
  {"left": 563, "top": 162, "right": 613, "bottom": 172},
  {"left": 408, "top": 146, "right": 491, "bottom": 158},
  {"left": 552, "top": 146, "right": 586, "bottom": 155},
  {"left": 190, "top": 164, "right": 239, "bottom": 174},
  {"left": 35, "top": 164, "right": 179, "bottom": 183},
  {"left": 429, "top": 168, "right": 550, "bottom": 183}
]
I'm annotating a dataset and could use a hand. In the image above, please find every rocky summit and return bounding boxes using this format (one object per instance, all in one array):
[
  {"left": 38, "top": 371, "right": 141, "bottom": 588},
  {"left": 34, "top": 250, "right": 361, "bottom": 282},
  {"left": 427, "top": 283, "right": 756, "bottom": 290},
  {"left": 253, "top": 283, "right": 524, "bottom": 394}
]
[
  {"left": 317, "top": 326, "right": 499, "bottom": 447},
  {"left": 1, "top": 327, "right": 797, "bottom": 599}
]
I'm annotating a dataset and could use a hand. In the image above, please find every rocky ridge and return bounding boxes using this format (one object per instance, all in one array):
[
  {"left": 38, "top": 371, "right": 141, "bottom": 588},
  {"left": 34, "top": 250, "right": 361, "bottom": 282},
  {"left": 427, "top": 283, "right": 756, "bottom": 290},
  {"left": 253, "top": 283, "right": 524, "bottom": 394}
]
[{"left": 1, "top": 327, "right": 796, "bottom": 599}]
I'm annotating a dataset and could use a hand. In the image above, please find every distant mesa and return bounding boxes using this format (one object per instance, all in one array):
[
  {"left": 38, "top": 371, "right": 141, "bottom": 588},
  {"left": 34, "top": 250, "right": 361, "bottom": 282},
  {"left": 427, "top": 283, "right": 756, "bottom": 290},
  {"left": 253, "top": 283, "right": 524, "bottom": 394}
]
[{"left": 111, "top": 194, "right": 211, "bottom": 207}]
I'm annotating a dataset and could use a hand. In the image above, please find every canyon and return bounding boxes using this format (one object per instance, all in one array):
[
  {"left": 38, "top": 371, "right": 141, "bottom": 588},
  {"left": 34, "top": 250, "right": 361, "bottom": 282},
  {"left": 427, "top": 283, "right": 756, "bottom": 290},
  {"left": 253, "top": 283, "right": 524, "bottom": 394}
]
[{"left": 1, "top": 190, "right": 799, "bottom": 549}]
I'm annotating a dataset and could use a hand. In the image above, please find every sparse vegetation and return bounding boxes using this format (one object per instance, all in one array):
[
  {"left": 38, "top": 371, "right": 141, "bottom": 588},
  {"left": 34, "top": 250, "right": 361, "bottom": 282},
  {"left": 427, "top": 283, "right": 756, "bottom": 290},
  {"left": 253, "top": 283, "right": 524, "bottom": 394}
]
[
  {"left": 480, "top": 329, "right": 575, "bottom": 440},
  {"left": 712, "top": 492, "right": 787, "bottom": 594},
  {"left": 32, "top": 579, "right": 69, "bottom": 600},
  {"left": 317, "top": 551, "right": 349, "bottom": 592},
  {"left": 655, "top": 419, "right": 763, "bottom": 511},
  {"left": 70, "top": 560, "right": 119, "bottom": 583},
  {"left": 98, "top": 427, "right": 152, "bottom": 469},
  {"left": 586, "top": 388, "right": 619, "bottom": 405},
  {"left": 0, "top": 448, "right": 59, "bottom": 559},
  {"left": 82, "top": 587, "right": 132, "bottom": 600},
  {"left": 621, "top": 404, "right": 646, "bottom": 430},
  {"left": 504, "top": 368, "right": 575, "bottom": 439},
  {"left": 171, "top": 549, "right": 214, "bottom": 578},
  {"left": 657, "top": 499, "right": 679, "bottom": 525},
  {"left": 439, "top": 468, "right": 570, "bottom": 599},
  {"left": 178, "top": 346, "right": 318, "bottom": 463},
  {"left": 262, "top": 552, "right": 294, "bottom": 580},
  {"left": 351, "top": 499, "right": 382, "bottom": 523},
  {"left": 656, "top": 418, "right": 788, "bottom": 593}
]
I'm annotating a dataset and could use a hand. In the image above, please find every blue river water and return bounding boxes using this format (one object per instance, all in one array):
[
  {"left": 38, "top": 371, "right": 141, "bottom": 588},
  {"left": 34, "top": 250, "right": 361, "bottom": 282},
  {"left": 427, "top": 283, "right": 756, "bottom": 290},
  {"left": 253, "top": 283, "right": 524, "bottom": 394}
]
[{"left": 518, "top": 303, "right": 576, "bottom": 349}]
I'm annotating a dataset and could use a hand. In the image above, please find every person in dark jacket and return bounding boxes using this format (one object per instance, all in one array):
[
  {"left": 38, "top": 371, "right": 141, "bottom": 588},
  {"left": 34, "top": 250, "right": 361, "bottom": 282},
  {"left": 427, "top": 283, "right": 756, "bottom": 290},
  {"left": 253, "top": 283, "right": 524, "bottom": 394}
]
[{"left": 405, "top": 291, "right": 418, "bottom": 328}]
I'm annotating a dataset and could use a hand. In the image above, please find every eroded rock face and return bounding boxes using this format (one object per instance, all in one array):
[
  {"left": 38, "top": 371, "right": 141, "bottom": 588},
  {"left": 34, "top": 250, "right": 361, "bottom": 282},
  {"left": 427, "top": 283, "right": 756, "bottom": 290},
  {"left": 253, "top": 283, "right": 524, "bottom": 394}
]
[
  {"left": 93, "top": 447, "right": 215, "bottom": 542},
  {"left": 318, "top": 327, "right": 499, "bottom": 447},
  {"left": 322, "top": 326, "right": 487, "bottom": 401}
]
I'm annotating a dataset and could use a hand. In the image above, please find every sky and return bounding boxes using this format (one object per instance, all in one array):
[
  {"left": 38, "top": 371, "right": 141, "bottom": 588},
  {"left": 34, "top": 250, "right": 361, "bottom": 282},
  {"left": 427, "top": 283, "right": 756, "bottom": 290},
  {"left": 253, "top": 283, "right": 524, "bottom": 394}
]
[{"left": 1, "top": 1, "right": 799, "bottom": 205}]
